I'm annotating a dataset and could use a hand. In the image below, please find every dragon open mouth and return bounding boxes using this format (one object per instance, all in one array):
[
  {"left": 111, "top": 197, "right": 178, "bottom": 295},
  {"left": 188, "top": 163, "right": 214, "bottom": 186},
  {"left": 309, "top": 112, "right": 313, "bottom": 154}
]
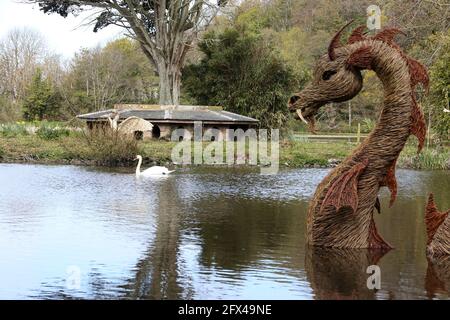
[
  {"left": 296, "top": 109, "right": 309, "bottom": 125},
  {"left": 288, "top": 95, "right": 322, "bottom": 134},
  {"left": 291, "top": 106, "right": 318, "bottom": 133}
]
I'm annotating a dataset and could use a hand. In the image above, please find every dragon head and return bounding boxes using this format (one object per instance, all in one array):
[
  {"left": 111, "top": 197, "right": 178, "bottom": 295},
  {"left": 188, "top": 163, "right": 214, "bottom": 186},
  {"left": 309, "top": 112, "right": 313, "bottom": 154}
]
[{"left": 288, "top": 21, "right": 366, "bottom": 130}]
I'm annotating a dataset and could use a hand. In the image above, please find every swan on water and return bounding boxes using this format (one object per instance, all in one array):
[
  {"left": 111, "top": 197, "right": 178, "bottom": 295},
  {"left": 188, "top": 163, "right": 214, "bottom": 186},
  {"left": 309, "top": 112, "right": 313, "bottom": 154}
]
[{"left": 135, "top": 155, "right": 174, "bottom": 177}]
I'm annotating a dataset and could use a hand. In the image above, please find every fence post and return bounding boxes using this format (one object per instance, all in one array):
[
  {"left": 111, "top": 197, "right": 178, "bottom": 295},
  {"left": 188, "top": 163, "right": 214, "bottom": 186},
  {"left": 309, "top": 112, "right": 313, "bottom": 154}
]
[
  {"left": 348, "top": 101, "right": 352, "bottom": 129},
  {"left": 357, "top": 123, "right": 361, "bottom": 144},
  {"left": 427, "top": 108, "right": 432, "bottom": 149}
]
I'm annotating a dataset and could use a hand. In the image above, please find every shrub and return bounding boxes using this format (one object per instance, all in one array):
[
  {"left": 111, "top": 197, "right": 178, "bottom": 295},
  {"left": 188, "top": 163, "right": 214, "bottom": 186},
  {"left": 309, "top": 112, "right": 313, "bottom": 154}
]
[
  {"left": 183, "top": 28, "right": 295, "bottom": 129},
  {"left": 398, "top": 143, "right": 450, "bottom": 170},
  {"left": 409, "top": 149, "right": 449, "bottom": 170},
  {"left": 80, "top": 128, "right": 140, "bottom": 166}
]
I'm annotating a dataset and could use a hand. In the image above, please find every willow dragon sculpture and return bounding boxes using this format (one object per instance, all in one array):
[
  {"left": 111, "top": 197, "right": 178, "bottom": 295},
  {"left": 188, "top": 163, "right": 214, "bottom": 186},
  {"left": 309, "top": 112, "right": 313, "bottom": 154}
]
[
  {"left": 288, "top": 22, "right": 429, "bottom": 249},
  {"left": 424, "top": 194, "right": 450, "bottom": 297},
  {"left": 425, "top": 194, "right": 449, "bottom": 256}
]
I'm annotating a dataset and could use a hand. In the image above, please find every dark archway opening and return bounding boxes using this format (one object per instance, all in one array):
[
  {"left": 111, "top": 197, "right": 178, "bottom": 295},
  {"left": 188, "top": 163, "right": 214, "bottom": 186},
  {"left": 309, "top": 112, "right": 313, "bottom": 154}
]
[{"left": 152, "top": 125, "right": 161, "bottom": 139}]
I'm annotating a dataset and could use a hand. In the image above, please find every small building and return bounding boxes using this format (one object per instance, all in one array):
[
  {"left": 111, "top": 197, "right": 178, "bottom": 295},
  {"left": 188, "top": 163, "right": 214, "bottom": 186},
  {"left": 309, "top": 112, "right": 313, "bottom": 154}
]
[{"left": 77, "top": 104, "right": 259, "bottom": 141}]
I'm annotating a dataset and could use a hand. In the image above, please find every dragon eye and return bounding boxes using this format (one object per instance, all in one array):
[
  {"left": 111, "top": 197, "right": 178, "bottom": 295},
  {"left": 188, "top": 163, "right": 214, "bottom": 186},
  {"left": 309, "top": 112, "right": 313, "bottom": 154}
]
[
  {"left": 289, "top": 95, "right": 300, "bottom": 104},
  {"left": 322, "top": 70, "right": 337, "bottom": 81}
]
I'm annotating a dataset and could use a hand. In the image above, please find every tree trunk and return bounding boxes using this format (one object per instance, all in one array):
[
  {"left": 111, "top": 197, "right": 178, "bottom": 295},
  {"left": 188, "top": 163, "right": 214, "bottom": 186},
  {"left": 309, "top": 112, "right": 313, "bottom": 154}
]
[
  {"left": 28, "top": 0, "right": 224, "bottom": 107},
  {"left": 157, "top": 62, "right": 181, "bottom": 105}
]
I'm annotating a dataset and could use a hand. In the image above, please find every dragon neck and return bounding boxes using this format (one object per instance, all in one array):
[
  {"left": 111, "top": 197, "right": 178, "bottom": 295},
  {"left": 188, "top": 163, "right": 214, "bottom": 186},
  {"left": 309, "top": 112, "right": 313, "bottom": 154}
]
[{"left": 357, "top": 43, "right": 413, "bottom": 171}]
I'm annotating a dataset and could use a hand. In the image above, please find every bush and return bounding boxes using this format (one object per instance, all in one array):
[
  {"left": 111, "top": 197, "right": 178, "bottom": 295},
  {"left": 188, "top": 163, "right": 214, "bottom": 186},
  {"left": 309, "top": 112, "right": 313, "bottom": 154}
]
[
  {"left": 408, "top": 149, "right": 449, "bottom": 170},
  {"left": 398, "top": 143, "right": 450, "bottom": 170},
  {"left": 80, "top": 128, "right": 140, "bottom": 166},
  {"left": 36, "top": 125, "right": 70, "bottom": 140},
  {"left": 183, "top": 28, "right": 295, "bottom": 129}
]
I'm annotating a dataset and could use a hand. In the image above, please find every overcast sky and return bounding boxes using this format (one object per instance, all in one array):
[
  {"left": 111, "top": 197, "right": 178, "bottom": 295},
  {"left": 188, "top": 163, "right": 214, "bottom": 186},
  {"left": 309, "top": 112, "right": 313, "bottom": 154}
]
[{"left": 0, "top": 0, "right": 123, "bottom": 58}]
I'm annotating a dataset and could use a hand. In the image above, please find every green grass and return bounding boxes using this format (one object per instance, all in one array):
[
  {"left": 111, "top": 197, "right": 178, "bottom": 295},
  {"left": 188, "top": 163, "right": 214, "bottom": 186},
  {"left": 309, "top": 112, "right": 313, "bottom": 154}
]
[
  {"left": 280, "top": 141, "right": 353, "bottom": 167},
  {"left": 0, "top": 126, "right": 448, "bottom": 169},
  {"left": 140, "top": 140, "right": 177, "bottom": 164},
  {"left": 0, "top": 123, "right": 30, "bottom": 137}
]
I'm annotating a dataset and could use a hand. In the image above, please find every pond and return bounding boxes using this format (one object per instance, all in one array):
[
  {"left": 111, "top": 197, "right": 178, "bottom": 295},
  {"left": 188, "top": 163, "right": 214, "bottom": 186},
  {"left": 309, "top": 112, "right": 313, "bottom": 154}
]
[{"left": 0, "top": 164, "right": 448, "bottom": 299}]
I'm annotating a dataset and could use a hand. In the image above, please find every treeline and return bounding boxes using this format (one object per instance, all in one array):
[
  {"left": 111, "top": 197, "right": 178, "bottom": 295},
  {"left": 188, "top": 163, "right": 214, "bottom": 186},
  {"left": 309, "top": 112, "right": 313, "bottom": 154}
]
[
  {"left": 0, "top": 0, "right": 448, "bottom": 139},
  {"left": 0, "top": 29, "right": 158, "bottom": 122},
  {"left": 182, "top": 0, "right": 450, "bottom": 137}
]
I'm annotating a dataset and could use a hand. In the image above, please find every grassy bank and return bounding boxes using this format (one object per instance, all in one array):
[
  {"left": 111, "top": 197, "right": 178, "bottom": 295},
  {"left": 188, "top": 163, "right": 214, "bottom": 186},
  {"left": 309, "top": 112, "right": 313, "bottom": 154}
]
[{"left": 0, "top": 128, "right": 448, "bottom": 170}]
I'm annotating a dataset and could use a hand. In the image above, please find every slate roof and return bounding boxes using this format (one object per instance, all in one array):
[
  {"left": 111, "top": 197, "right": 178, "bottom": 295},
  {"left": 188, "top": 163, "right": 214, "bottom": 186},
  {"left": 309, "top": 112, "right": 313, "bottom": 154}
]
[{"left": 77, "top": 108, "right": 259, "bottom": 124}]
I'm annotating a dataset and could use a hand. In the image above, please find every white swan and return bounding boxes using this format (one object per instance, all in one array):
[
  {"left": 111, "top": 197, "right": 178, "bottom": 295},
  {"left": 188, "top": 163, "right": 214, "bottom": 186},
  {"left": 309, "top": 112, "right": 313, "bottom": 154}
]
[{"left": 135, "top": 155, "right": 174, "bottom": 177}]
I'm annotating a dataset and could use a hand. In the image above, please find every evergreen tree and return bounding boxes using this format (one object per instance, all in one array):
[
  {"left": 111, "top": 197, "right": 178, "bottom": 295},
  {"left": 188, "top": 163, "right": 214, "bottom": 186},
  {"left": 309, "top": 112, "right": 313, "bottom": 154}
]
[
  {"left": 23, "top": 68, "right": 59, "bottom": 121},
  {"left": 183, "top": 28, "right": 295, "bottom": 129}
]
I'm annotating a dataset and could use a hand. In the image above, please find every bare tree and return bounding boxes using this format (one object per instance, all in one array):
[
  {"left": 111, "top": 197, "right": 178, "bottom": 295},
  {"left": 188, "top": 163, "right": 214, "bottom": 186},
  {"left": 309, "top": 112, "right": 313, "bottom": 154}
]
[
  {"left": 60, "top": 39, "right": 158, "bottom": 115},
  {"left": 25, "top": 0, "right": 228, "bottom": 105},
  {"left": 0, "top": 28, "right": 47, "bottom": 102}
]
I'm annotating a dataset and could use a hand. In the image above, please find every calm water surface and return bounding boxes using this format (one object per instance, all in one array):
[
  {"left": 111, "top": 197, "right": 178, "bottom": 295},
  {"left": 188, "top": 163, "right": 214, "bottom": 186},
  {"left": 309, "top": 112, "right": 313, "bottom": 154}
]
[{"left": 0, "top": 164, "right": 448, "bottom": 299}]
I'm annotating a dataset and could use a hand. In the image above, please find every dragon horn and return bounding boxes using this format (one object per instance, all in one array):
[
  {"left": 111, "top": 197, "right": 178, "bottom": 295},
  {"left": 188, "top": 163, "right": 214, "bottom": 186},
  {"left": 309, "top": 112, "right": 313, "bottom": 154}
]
[{"left": 328, "top": 20, "right": 355, "bottom": 60}]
